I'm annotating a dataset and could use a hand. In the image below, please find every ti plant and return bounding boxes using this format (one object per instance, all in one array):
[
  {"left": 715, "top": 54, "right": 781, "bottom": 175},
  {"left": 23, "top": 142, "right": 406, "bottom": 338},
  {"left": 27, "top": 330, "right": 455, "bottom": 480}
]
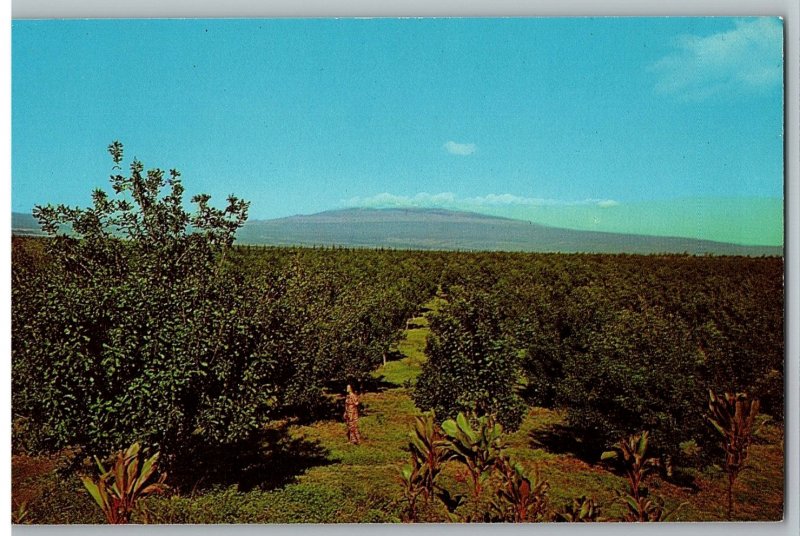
[
  {"left": 556, "top": 495, "right": 604, "bottom": 522},
  {"left": 80, "top": 442, "right": 168, "bottom": 524},
  {"left": 397, "top": 462, "right": 425, "bottom": 522},
  {"left": 441, "top": 412, "right": 504, "bottom": 498},
  {"left": 407, "top": 411, "right": 449, "bottom": 499},
  {"left": 617, "top": 492, "right": 684, "bottom": 522},
  {"left": 601, "top": 431, "right": 658, "bottom": 502},
  {"left": 491, "top": 457, "right": 550, "bottom": 522},
  {"left": 602, "top": 431, "right": 684, "bottom": 522},
  {"left": 708, "top": 391, "right": 761, "bottom": 520}
]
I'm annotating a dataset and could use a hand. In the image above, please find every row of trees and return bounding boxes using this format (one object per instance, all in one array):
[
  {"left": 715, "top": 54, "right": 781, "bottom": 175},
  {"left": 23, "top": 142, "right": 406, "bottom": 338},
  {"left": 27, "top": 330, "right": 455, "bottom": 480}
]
[{"left": 414, "top": 251, "right": 783, "bottom": 467}]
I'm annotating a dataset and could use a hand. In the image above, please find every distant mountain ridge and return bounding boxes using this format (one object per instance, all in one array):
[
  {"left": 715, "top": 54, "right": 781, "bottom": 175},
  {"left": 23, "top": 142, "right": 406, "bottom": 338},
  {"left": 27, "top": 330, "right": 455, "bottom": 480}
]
[
  {"left": 13, "top": 208, "right": 783, "bottom": 256},
  {"left": 239, "top": 208, "right": 782, "bottom": 256}
]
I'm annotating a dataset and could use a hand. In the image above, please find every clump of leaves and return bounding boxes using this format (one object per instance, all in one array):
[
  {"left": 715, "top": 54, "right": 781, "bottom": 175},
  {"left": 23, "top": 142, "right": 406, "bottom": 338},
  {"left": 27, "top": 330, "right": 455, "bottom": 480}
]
[
  {"left": 601, "top": 431, "right": 659, "bottom": 501},
  {"left": 490, "top": 457, "right": 550, "bottom": 522},
  {"left": 81, "top": 442, "right": 167, "bottom": 524},
  {"left": 602, "top": 431, "right": 684, "bottom": 522},
  {"left": 399, "top": 411, "right": 450, "bottom": 522},
  {"left": 441, "top": 412, "right": 504, "bottom": 498},
  {"left": 407, "top": 411, "right": 448, "bottom": 499},
  {"left": 397, "top": 463, "right": 425, "bottom": 522},
  {"left": 708, "top": 391, "right": 761, "bottom": 520},
  {"left": 556, "top": 495, "right": 604, "bottom": 522}
]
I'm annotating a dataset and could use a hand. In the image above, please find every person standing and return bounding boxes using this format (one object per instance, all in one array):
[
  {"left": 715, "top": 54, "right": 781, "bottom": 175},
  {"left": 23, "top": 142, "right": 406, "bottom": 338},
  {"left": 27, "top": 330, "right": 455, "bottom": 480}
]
[{"left": 344, "top": 384, "right": 362, "bottom": 445}]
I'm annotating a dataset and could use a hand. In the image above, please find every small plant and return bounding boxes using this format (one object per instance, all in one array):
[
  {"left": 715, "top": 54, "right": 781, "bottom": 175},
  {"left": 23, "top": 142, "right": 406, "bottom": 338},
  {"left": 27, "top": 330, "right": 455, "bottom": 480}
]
[
  {"left": 708, "top": 391, "right": 761, "bottom": 520},
  {"left": 601, "top": 431, "right": 658, "bottom": 502},
  {"left": 490, "top": 457, "right": 550, "bottom": 522},
  {"left": 617, "top": 492, "right": 684, "bottom": 522},
  {"left": 441, "top": 412, "right": 504, "bottom": 498},
  {"left": 397, "top": 463, "right": 425, "bottom": 522},
  {"left": 80, "top": 442, "right": 167, "bottom": 524},
  {"left": 602, "top": 431, "right": 684, "bottom": 522},
  {"left": 407, "top": 411, "right": 448, "bottom": 499},
  {"left": 556, "top": 495, "right": 604, "bottom": 522}
]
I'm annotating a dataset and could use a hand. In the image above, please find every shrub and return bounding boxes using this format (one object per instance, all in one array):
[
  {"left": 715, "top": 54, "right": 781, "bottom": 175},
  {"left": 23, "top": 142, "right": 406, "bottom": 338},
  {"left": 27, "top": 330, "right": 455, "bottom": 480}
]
[
  {"left": 558, "top": 307, "right": 706, "bottom": 460},
  {"left": 413, "top": 290, "right": 525, "bottom": 430},
  {"left": 708, "top": 391, "right": 761, "bottom": 520},
  {"left": 80, "top": 441, "right": 167, "bottom": 524},
  {"left": 602, "top": 431, "right": 685, "bottom": 522}
]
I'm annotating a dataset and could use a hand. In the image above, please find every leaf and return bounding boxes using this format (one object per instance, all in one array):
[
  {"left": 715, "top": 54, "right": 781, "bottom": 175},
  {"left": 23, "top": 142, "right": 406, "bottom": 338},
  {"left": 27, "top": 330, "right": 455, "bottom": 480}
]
[
  {"left": 441, "top": 419, "right": 458, "bottom": 437},
  {"left": 456, "top": 412, "right": 475, "bottom": 439},
  {"left": 81, "top": 477, "right": 105, "bottom": 509}
]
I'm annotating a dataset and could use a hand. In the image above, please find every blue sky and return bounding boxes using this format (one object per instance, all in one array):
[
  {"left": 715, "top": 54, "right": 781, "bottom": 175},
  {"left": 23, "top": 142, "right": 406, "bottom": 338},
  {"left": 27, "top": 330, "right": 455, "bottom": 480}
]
[{"left": 12, "top": 18, "right": 784, "bottom": 244}]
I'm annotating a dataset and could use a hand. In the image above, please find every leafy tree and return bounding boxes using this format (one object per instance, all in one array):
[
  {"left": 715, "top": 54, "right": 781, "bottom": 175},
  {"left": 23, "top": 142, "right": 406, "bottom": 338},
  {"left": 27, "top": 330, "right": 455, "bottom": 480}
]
[
  {"left": 413, "top": 290, "right": 526, "bottom": 430},
  {"left": 558, "top": 307, "right": 706, "bottom": 460},
  {"left": 12, "top": 142, "right": 279, "bottom": 464}
]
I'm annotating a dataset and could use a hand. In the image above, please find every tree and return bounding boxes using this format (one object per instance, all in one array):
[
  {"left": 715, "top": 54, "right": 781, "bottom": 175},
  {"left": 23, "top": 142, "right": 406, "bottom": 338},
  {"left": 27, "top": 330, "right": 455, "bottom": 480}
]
[
  {"left": 12, "top": 142, "right": 278, "bottom": 465},
  {"left": 413, "top": 289, "right": 525, "bottom": 430},
  {"left": 558, "top": 307, "right": 706, "bottom": 461}
]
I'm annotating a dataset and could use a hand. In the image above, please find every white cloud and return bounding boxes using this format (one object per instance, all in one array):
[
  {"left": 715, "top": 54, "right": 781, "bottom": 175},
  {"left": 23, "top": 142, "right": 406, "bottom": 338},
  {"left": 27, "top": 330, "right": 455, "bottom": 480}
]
[
  {"left": 443, "top": 141, "right": 477, "bottom": 156},
  {"left": 650, "top": 18, "right": 783, "bottom": 100},
  {"left": 343, "top": 192, "right": 618, "bottom": 209}
]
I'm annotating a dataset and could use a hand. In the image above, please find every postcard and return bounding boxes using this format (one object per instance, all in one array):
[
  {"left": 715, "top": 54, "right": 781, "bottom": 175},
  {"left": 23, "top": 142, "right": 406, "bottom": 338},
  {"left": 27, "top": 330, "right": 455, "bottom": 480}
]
[{"left": 11, "top": 17, "right": 784, "bottom": 524}]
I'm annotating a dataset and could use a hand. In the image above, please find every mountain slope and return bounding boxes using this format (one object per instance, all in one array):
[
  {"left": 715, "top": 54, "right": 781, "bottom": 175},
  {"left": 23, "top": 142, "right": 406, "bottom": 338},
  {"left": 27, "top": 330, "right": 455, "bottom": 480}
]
[{"left": 238, "top": 208, "right": 782, "bottom": 255}]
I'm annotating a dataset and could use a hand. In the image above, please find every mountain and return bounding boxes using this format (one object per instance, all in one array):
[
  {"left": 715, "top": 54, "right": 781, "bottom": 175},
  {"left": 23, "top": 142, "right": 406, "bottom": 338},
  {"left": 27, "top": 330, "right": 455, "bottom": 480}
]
[
  {"left": 12, "top": 212, "right": 45, "bottom": 236},
  {"left": 237, "top": 208, "right": 782, "bottom": 255}
]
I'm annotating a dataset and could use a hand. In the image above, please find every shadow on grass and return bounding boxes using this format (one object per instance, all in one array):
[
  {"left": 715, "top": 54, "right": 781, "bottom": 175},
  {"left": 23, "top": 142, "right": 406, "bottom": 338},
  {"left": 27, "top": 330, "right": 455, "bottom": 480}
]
[
  {"left": 325, "top": 377, "right": 396, "bottom": 396},
  {"left": 530, "top": 423, "right": 700, "bottom": 491},
  {"left": 173, "top": 424, "right": 334, "bottom": 493},
  {"left": 528, "top": 423, "right": 605, "bottom": 465},
  {"left": 383, "top": 348, "right": 406, "bottom": 363}
]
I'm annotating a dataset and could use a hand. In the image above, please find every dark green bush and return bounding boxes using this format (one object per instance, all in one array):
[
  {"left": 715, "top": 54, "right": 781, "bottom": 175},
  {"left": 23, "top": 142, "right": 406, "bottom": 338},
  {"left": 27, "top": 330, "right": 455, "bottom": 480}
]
[
  {"left": 413, "top": 289, "right": 525, "bottom": 430},
  {"left": 557, "top": 307, "right": 706, "bottom": 460}
]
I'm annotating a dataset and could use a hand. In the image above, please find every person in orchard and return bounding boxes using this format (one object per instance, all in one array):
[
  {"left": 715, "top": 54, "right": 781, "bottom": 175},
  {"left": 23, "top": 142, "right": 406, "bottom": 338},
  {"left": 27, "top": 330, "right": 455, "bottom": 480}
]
[{"left": 344, "top": 384, "right": 362, "bottom": 445}]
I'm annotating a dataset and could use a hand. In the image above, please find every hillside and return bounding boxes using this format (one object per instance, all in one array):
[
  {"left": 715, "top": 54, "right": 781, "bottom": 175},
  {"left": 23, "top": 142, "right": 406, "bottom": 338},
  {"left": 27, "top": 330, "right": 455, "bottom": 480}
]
[{"left": 238, "top": 208, "right": 782, "bottom": 255}]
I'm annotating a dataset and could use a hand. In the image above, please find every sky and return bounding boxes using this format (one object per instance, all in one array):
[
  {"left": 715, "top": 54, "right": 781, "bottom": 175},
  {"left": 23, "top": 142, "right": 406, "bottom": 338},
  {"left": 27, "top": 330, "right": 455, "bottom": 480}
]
[{"left": 12, "top": 18, "right": 784, "bottom": 245}]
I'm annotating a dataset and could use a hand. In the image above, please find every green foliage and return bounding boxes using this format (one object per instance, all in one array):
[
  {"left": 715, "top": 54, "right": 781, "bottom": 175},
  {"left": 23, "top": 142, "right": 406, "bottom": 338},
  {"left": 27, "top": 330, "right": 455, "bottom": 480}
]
[
  {"left": 407, "top": 411, "right": 448, "bottom": 498},
  {"left": 397, "top": 463, "right": 424, "bottom": 522},
  {"left": 601, "top": 431, "right": 659, "bottom": 501},
  {"left": 556, "top": 495, "right": 604, "bottom": 522},
  {"left": 559, "top": 307, "right": 706, "bottom": 459},
  {"left": 12, "top": 143, "right": 285, "bottom": 461},
  {"left": 708, "top": 391, "right": 761, "bottom": 519},
  {"left": 80, "top": 442, "right": 167, "bottom": 524},
  {"left": 602, "top": 431, "right": 685, "bottom": 522},
  {"left": 440, "top": 413, "right": 504, "bottom": 497},
  {"left": 414, "top": 290, "right": 525, "bottom": 430},
  {"left": 490, "top": 457, "right": 550, "bottom": 522}
]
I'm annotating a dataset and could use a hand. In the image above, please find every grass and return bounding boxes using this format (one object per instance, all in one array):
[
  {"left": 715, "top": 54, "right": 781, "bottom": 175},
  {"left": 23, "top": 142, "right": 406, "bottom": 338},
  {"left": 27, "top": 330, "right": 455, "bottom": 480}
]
[{"left": 12, "top": 295, "right": 785, "bottom": 523}]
